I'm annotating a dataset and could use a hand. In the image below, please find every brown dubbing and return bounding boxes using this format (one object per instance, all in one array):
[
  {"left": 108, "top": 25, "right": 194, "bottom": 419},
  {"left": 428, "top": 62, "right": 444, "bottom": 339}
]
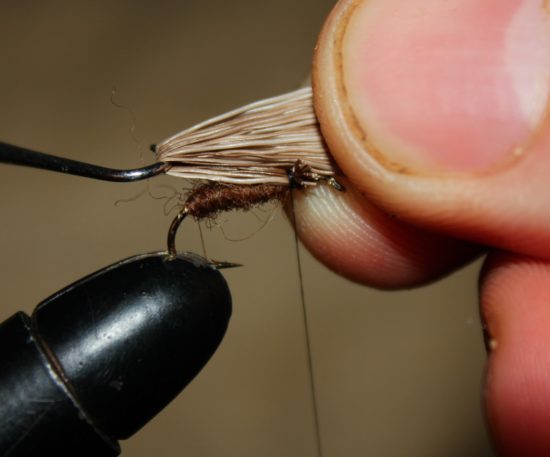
[{"left": 184, "top": 182, "right": 290, "bottom": 220}]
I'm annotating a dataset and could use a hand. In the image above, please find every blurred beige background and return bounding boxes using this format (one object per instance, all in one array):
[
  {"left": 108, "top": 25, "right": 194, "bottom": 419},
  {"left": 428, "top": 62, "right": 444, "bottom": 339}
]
[{"left": 0, "top": 1, "right": 493, "bottom": 456}]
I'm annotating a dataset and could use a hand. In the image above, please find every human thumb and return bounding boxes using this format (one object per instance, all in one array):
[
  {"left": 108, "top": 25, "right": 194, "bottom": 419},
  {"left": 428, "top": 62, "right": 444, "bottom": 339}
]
[
  {"left": 295, "top": 3, "right": 550, "bottom": 456},
  {"left": 305, "top": 0, "right": 550, "bottom": 267}
]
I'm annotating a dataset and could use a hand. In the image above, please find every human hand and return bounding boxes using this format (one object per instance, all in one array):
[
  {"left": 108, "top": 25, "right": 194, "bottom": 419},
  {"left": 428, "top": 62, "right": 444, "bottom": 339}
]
[{"left": 294, "top": 1, "right": 550, "bottom": 456}]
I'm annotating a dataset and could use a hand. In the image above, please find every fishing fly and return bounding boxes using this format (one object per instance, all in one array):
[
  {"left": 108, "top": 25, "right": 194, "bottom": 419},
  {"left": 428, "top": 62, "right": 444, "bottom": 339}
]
[
  {"left": 151, "top": 86, "right": 344, "bottom": 257},
  {"left": 0, "top": 86, "right": 343, "bottom": 256}
]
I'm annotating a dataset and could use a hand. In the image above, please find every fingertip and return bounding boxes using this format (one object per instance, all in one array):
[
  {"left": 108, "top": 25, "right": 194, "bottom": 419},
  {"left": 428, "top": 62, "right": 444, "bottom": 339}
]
[
  {"left": 480, "top": 253, "right": 550, "bottom": 457},
  {"left": 315, "top": 0, "right": 550, "bottom": 176},
  {"left": 312, "top": 0, "right": 550, "bottom": 260},
  {"left": 292, "top": 181, "right": 479, "bottom": 289}
]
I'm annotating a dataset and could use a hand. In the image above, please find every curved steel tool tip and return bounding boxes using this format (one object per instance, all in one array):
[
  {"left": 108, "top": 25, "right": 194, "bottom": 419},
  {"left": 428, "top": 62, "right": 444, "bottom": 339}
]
[{"left": 0, "top": 141, "right": 169, "bottom": 182}]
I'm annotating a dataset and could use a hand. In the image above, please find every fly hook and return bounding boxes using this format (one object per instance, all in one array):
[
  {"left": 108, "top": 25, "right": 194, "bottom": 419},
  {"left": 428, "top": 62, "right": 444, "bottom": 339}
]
[{"left": 167, "top": 207, "right": 189, "bottom": 259}]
